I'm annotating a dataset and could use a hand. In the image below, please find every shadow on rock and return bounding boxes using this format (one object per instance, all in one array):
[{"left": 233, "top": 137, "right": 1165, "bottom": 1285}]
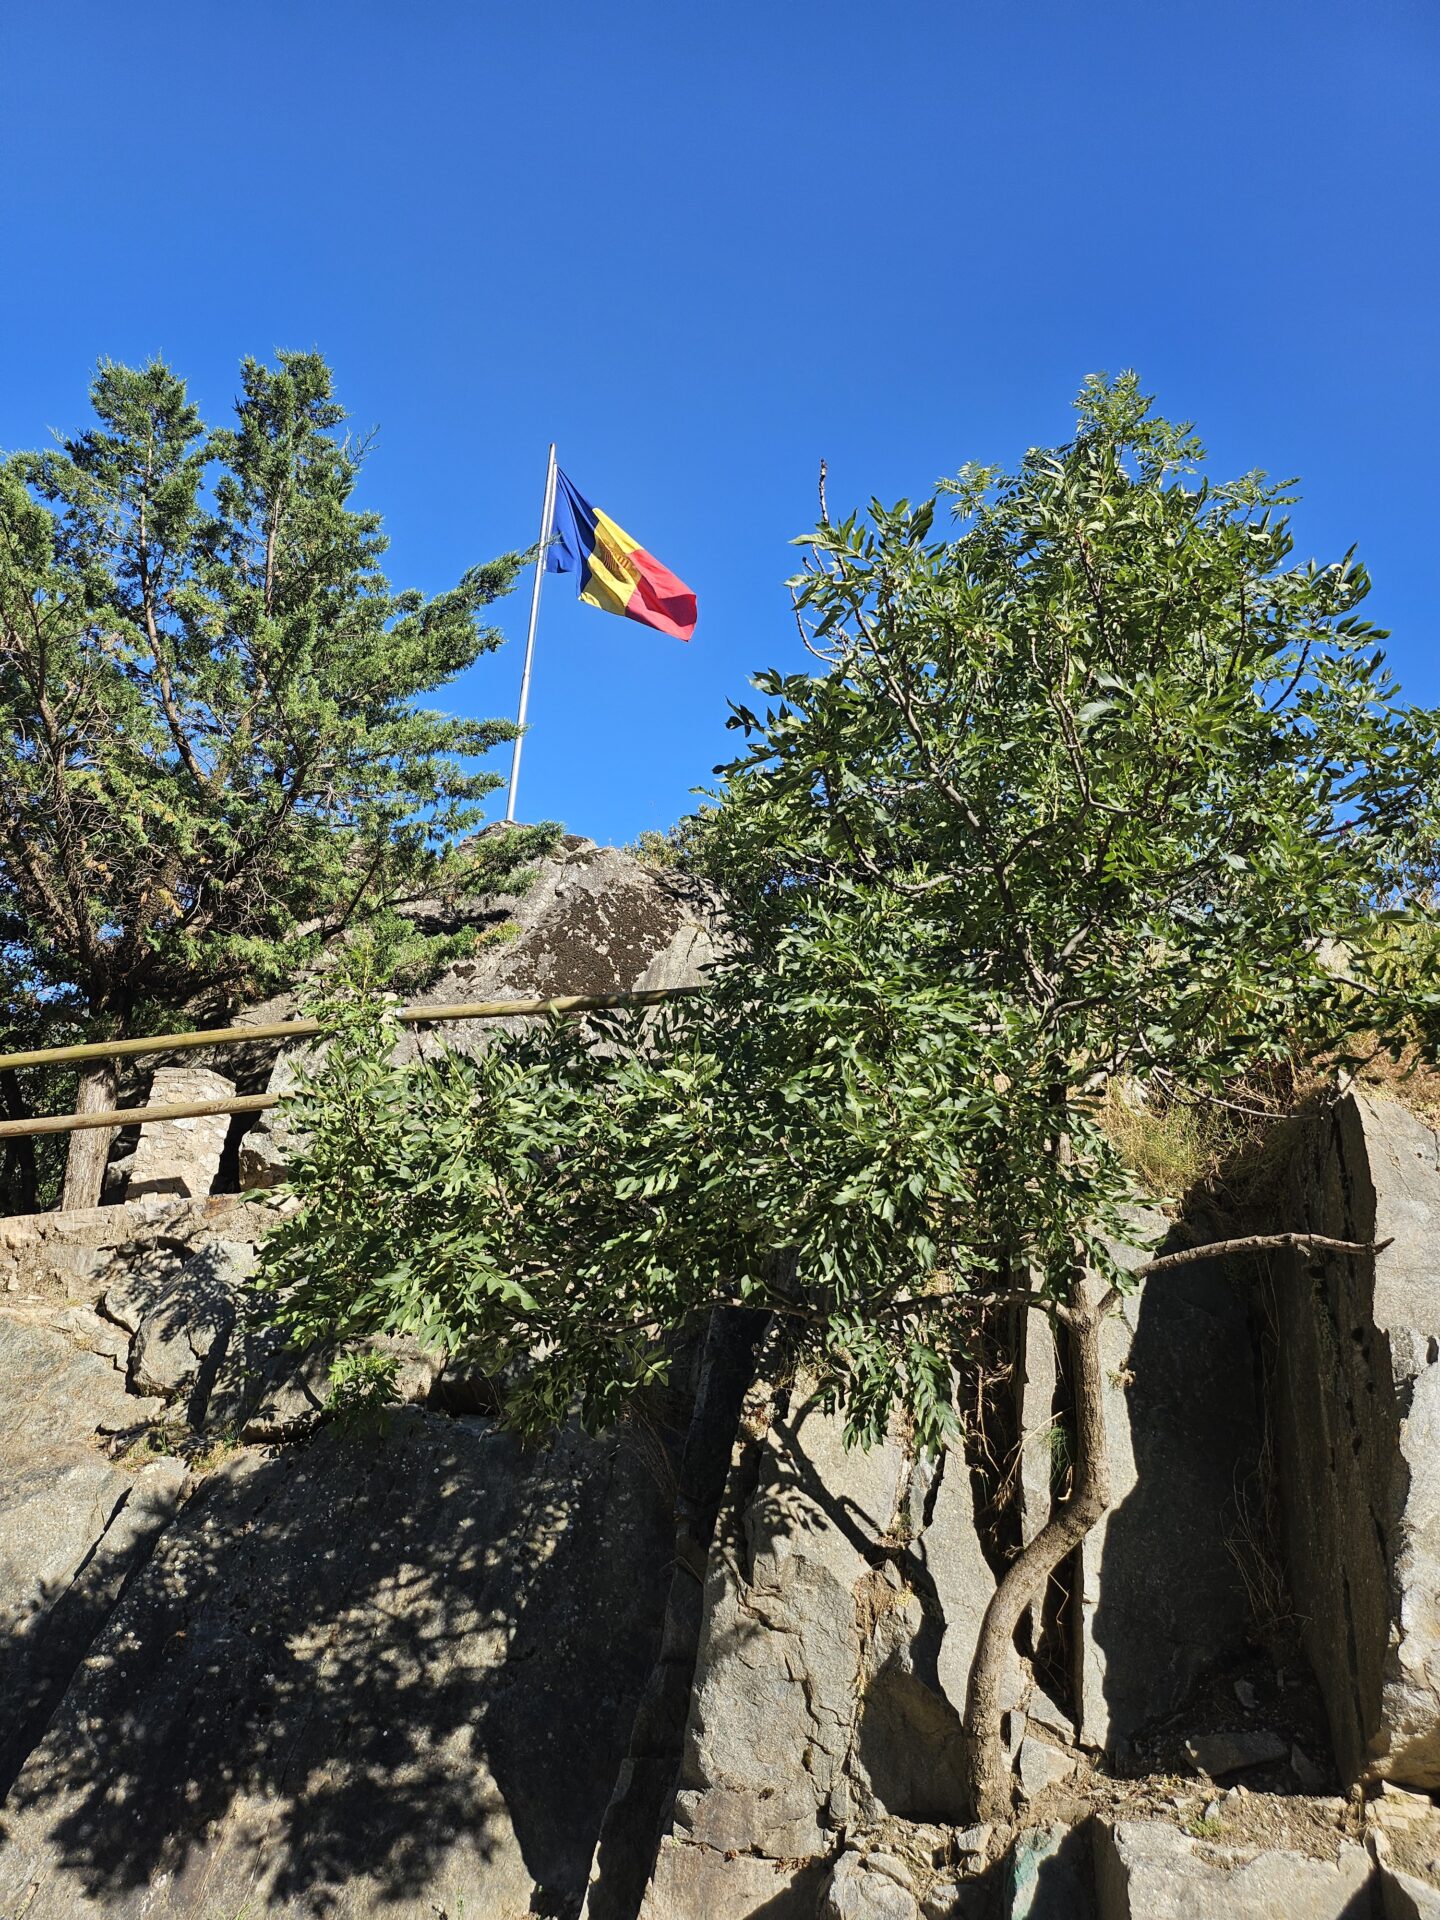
[
  {"left": 0, "top": 1407, "right": 678, "bottom": 1919},
  {"left": 1087, "top": 1228, "right": 1263, "bottom": 1763}
]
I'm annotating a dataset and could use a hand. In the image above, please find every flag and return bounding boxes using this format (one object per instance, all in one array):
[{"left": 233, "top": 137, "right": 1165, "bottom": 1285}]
[{"left": 546, "top": 468, "right": 697, "bottom": 641}]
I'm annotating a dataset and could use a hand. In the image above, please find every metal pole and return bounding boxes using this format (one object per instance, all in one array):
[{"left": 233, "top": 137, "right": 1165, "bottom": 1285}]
[{"left": 505, "top": 442, "right": 558, "bottom": 823}]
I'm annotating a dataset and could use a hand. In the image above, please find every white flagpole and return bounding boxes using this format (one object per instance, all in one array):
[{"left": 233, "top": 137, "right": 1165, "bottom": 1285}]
[{"left": 504, "top": 442, "right": 558, "bottom": 823}]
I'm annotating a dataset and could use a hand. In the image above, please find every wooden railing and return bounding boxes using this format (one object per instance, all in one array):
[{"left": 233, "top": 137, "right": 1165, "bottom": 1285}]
[{"left": 0, "top": 988, "right": 695, "bottom": 1139}]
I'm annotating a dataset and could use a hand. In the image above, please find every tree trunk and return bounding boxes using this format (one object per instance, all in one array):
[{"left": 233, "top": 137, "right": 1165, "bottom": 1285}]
[
  {"left": 59, "top": 1061, "right": 119, "bottom": 1211},
  {"left": 961, "top": 1268, "right": 1110, "bottom": 1822},
  {"left": 0, "top": 1069, "right": 37, "bottom": 1214}
]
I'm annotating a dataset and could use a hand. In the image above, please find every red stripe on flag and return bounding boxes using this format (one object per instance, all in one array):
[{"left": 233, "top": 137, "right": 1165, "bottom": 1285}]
[{"left": 623, "top": 546, "right": 697, "bottom": 641}]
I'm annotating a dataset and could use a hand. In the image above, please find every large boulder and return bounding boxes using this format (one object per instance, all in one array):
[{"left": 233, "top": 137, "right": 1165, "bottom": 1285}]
[
  {"left": 402, "top": 836, "right": 721, "bottom": 1018},
  {"left": 239, "top": 837, "right": 721, "bottom": 1189},
  {"left": 0, "top": 1409, "right": 679, "bottom": 1919},
  {"left": 1273, "top": 1093, "right": 1440, "bottom": 1788}
]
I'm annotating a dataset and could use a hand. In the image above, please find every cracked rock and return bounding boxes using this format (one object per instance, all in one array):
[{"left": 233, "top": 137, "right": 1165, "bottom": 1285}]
[
  {"left": 1273, "top": 1093, "right": 1440, "bottom": 1789},
  {"left": 823, "top": 1849, "right": 921, "bottom": 1920}
]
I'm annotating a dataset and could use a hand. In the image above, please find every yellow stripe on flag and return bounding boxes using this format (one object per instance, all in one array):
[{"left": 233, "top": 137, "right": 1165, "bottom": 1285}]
[{"left": 577, "top": 508, "right": 643, "bottom": 620}]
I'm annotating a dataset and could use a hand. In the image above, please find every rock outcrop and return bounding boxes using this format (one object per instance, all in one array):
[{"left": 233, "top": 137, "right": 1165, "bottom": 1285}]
[
  {"left": 10, "top": 853, "right": 1440, "bottom": 1919},
  {"left": 0, "top": 1411, "right": 679, "bottom": 1919},
  {"left": 0, "top": 1185, "right": 685, "bottom": 1919},
  {"left": 0, "top": 840, "right": 724, "bottom": 1920},
  {"left": 239, "top": 837, "right": 721, "bottom": 1188},
  {"left": 1274, "top": 1093, "right": 1440, "bottom": 1789},
  {"left": 635, "top": 1358, "right": 1017, "bottom": 1917},
  {"left": 0, "top": 1312, "right": 187, "bottom": 1801}
]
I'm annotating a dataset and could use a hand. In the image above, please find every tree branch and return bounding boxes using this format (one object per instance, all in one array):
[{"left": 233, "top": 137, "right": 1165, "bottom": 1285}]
[{"left": 1096, "top": 1230, "right": 1393, "bottom": 1315}]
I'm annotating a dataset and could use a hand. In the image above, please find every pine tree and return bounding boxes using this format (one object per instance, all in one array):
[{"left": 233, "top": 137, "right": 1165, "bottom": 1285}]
[{"left": 0, "top": 352, "right": 553, "bottom": 1207}]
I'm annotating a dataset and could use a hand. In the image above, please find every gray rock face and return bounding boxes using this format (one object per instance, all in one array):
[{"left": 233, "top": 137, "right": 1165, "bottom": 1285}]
[
  {"left": 637, "top": 1843, "right": 824, "bottom": 1919},
  {"left": 127, "top": 1066, "right": 236, "bottom": 1198},
  {"left": 0, "top": 1317, "right": 139, "bottom": 1633},
  {"left": 49, "top": 1303, "right": 131, "bottom": 1367},
  {"left": 239, "top": 841, "right": 723, "bottom": 1190},
  {"left": 0, "top": 1315, "right": 185, "bottom": 1796},
  {"left": 403, "top": 838, "right": 722, "bottom": 1030},
  {"left": 1073, "top": 1210, "right": 1262, "bottom": 1757},
  {"left": 0, "top": 1410, "right": 678, "bottom": 1920},
  {"left": 1017, "top": 1735, "right": 1078, "bottom": 1799},
  {"left": 1011, "top": 1299, "right": 1059, "bottom": 1649},
  {"left": 236, "top": 1042, "right": 312, "bottom": 1190},
  {"left": 579, "top": 1307, "right": 769, "bottom": 1920},
  {"left": 96, "top": 1221, "right": 434, "bottom": 1443},
  {"left": 103, "top": 1230, "right": 280, "bottom": 1430},
  {"left": 637, "top": 1364, "right": 998, "bottom": 1916},
  {"left": 1092, "top": 1819, "right": 1375, "bottom": 1919},
  {"left": 239, "top": 1332, "right": 444, "bottom": 1442},
  {"left": 1273, "top": 1094, "right": 1440, "bottom": 1788}
]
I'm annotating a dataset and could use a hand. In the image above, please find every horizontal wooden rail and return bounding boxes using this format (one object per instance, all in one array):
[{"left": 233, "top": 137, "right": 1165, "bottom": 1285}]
[
  {"left": 0, "top": 1093, "right": 277, "bottom": 1140},
  {"left": 0, "top": 987, "right": 699, "bottom": 1141},
  {"left": 0, "top": 987, "right": 696, "bottom": 1074}
]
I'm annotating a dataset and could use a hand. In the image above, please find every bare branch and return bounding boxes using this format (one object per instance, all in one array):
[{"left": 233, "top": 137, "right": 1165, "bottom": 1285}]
[{"left": 1095, "top": 1230, "right": 1394, "bottom": 1316}]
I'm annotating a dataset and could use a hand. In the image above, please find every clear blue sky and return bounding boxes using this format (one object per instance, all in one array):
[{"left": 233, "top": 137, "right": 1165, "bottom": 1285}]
[{"left": 2, "top": 1, "right": 1435, "bottom": 845}]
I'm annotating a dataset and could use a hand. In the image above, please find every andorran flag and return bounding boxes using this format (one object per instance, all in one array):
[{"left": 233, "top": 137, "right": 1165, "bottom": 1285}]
[{"left": 546, "top": 468, "right": 697, "bottom": 641}]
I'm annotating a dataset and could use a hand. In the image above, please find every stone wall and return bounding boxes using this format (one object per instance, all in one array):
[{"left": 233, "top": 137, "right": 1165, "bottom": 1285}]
[
  {"left": 125, "top": 1068, "right": 237, "bottom": 1199},
  {"left": 1, "top": 1194, "right": 250, "bottom": 1300}
]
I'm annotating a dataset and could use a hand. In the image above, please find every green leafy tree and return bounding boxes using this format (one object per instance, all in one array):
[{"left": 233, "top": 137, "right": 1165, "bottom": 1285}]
[
  {"left": 0, "top": 353, "right": 555, "bottom": 1207},
  {"left": 258, "top": 375, "right": 1440, "bottom": 1817}
]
